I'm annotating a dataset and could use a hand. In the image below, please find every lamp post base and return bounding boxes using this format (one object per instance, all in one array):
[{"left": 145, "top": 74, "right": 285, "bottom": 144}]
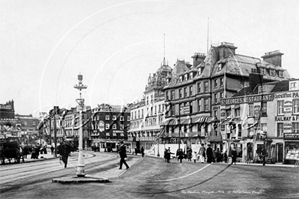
[{"left": 76, "top": 166, "right": 85, "bottom": 177}]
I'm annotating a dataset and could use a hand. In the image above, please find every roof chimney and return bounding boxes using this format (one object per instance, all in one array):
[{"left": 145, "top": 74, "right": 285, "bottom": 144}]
[
  {"left": 191, "top": 53, "right": 205, "bottom": 67},
  {"left": 217, "top": 42, "right": 237, "bottom": 58},
  {"left": 261, "top": 50, "right": 283, "bottom": 67}
]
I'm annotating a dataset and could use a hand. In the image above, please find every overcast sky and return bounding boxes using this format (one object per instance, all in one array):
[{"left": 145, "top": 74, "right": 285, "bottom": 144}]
[{"left": 0, "top": 0, "right": 299, "bottom": 117}]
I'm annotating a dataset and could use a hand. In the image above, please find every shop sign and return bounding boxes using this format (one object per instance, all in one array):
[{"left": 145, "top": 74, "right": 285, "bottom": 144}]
[
  {"left": 220, "top": 94, "right": 274, "bottom": 106},
  {"left": 284, "top": 133, "right": 299, "bottom": 139},
  {"left": 180, "top": 106, "right": 190, "bottom": 115},
  {"left": 275, "top": 115, "right": 299, "bottom": 122},
  {"left": 275, "top": 92, "right": 299, "bottom": 99},
  {"left": 283, "top": 101, "right": 293, "bottom": 113}
]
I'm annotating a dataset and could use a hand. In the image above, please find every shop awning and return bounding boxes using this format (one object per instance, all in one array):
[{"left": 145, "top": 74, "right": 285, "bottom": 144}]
[{"left": 161, "top": 118, "right": 175, "bottom": 126}]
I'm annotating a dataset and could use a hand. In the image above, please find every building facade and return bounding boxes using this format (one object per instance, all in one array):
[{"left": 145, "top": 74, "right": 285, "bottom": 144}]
[
  {"left": 90, "top": 104, "right": 130, "bottom": 151},
  {"left": 129, "top": 59, "right": 172, "bottom": 152},
  {"left": 162, "top": 42, "right": 291, "bottom": 154}
]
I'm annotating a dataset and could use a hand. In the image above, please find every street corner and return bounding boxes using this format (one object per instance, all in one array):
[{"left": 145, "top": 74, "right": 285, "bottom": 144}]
[{"left": 52, "top": 175, "right": 110, "bottom": 184}]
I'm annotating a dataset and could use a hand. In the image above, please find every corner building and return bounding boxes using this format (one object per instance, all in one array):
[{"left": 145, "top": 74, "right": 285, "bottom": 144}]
[{"left": 163, "top": 42, "right": 291, "bottom": 153}]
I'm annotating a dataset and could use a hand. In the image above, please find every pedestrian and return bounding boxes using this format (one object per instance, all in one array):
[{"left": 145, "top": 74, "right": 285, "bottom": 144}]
[
  {"left": 178, "top": 148, "right": 184, "bottom": 163},
  {"left": 118, "top": 141, "right": 129, "bottom": 170},
  {"left": 231, "top": 147, "right": 237, "bottom": 165},
  {"left": 192, "top": 151, "right": 197, "bottom": 163},
  {"left": 164, "top": 148, "right": 168, "bottom": 162},
  {"left": 206, "top": 144, "right": 213, "bottom": 163},
  {"left": 223, "top": 150, "right": 228, "bottom": 163},
  {"left": 198, "top": 143, "right": 206, "bottom": 163},
  {"left": 51, "top": 145, "right": 54, "bottom": 154},
  {"left": 135, "top": 147, "right": 138, "bottom": 155},
  {"left": 166, "top": 147, "right": 172, "bottom": 163},
  {"left": 216, "top": 148, "right": 221, "bottom": 163},
  {"left": 59, "top": 141, "right": 71, "bottom": 168},
  {"left": 187, "top": 147, "right": 192, "bottom": 161},
  {"left": 141, "top": 147, "right": 145, "bottom": 157}
]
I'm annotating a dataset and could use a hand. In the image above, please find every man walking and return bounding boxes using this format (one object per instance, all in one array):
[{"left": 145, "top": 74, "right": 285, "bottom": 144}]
[{"left": 119, "top": 141, "right": 129, "bottom": 170}]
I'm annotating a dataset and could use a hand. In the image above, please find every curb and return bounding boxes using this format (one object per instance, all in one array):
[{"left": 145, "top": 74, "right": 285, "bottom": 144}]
[{"left": 52, "top": 175, "right": 110, "bottom": 184}]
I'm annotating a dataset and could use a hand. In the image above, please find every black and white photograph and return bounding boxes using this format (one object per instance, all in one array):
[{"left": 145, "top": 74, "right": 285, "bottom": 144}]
[{"left": 0, "top": 0, "right": 299, "bottom": 198}]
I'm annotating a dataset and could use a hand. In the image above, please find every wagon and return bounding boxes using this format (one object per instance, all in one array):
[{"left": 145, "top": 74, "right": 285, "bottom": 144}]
[{"left": 0, "top": 140, "right": 24, "bottom": 164}]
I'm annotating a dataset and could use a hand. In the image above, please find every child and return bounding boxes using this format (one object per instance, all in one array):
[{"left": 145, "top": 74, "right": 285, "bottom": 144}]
[{"left": 192, "top": 151, "right": 197, "bottom": 163}]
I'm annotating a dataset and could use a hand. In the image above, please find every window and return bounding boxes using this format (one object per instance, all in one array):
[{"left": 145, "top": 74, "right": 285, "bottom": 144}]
[
  {"left": 113, "top": 124, "right": 117, "bottom": 129},
  {"left": 204, "top": 99, "right": 209, "bottom": 111},
  {"left": 154, "top": 106, "right": 157, "bottom": 115},
  {"left": 189, "top": 86, "right": 193, "bottom": 96},
  {"left": 190, "top": 72, "right": 193, "bottom": 79},
  {"left": 251, "top": 68, "right": 257, "bottom": 73},
  {"left": 166, "top": 91, "right": 169, "bottom": 100},
  {"left": 262, "top": 102, "right": 267, "bottom": 116},
  {"left": 112, "top": 115, "right": 117, "bottom": 120},
  {"left": 238, "top": 124, "right": 242, "bottom": 138},
  {"left": 184, "top": 87, "right": 188, "bottom": 97},
  {"left": 138, "top": 110, "right": 140, "bottom": 119},
  {"left": 141, "top": 110, "right": 143, "bottom": 118},
  {"left": 235, "top": 107, "right": 240, "bottom": 117},
  {"left": 120, "top": 116, "right": 124, "bottom": 121},
  {"left": 179, "top": 89, "right": 182, "bottom": 98},
  {"left": 147, "top": 97, "right": 149, "bottom": 105},
  {"left": 214, "top": 93, "right": 218, "bottom": 103},
  {"left": 151, "top": 95, "right": 153, "bottom": 104},
  {"left": 204, "top": 81, "right": 209, "bottom": 92},
  {"left": 171, "top": 105, "right": 175, "bottom": 116},
  {"left": 185, "top": 74, "right": 188, "bottom": 81},
  {"left": 158, "top": 105, "right": 161, "bottom": 113},
  {"left": 198, "top": 99, "right": 201, "bottom": 112},
  {"left": 277, "top": 123, "right": 283, "bottom": 137},
  {"left": 293, "top": 99, "right": 299, "bottom": 114},
  {"left": 220, "top": 77, "right": 224, "bottom": 87},
  {"left": 171, "top": 90, "right": 175, "bottom": 100},
  {"left": 198, "top": 82, "right": 201, "bottom": 93},
  {"left": 226, "top": 109, "right": 231, "bottom": 118},
  {"left": 189, "top": 101, "right": 193, "bottom": 114},
  {"left": 248, "top": 104, "right": 253, "bottom": 117},
  {"left": 214, "top": 79, "right": 218, "bottom": 88},
  {"left": 292, "top": 122, "right": 299, "bottom": 134},
  {"left": 213, "top": 110, "right": 218, "bottom": 117},
  {"left": 220, "top": 92, "right": 224, "bottom": 99},
  {"left": 150, "top": 107, "right": 153, "bottom": 116},
  {"left": 105, "top": 124, "right": 110, "bottom": 129},
  {"left": 277, "top": 100, "right": 284, "bottom": 115},
  {"left": 278, "top": 70, "right": 283, "bottom": 78}
]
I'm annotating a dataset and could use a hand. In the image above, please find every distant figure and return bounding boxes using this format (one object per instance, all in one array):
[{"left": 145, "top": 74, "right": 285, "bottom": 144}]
[
  {"left": 141, "top": 147, "right": 145, "bottom": 157},
  {"left": 231, "top": 147, "right": 237, "bottom": 165},
  {"left": 177, "top": 148, "right": 184, "bottom": 163},
  {"left": 192, "top": 151, "right": 197, "bottom": 163},
  {"left": 135, "top": 147, "right": 138, "bottom": 155},
  {"left": 164, "top": 148, "right": 168, "bottom": 162},
  {"left": 187, "top": 148, "right": 192, "bottom": 161},
  {"left": 223, "top": 150, "right": 228, "bottom": 163},
  {"left": 59, "top": 142, "right": 71, "bottom": 168},
  {"left": 198, "top": 144, "right": 206, "bottom": 163},
  {"left": 51, "top": 145, "right": 54, "bottom": 154},
  {"left": 119, "top": 141, "right": 129, "bottom": 170},
  {"left": 166, "top": 147, "right": 172, "bottom": 163},
  {"left": 216, "top": 148, "right": 221, "bottom": 163},
  {"left": 206, "top": 144, "right": 213, "bottom": 163}
]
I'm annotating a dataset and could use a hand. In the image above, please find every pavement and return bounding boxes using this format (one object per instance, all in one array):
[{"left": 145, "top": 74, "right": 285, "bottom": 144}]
[{"left": 146, "top": 153, "right": 298, "bottom": 168}]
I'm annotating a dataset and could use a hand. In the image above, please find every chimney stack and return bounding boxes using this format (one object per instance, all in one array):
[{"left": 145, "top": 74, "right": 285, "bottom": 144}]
[
  {"left": 217, "top": 42, "right": 237, "bottom": 58},
  {"left": 261, "top": 50, "right": 283, "bottom": 67},
  {"left": 191, "top": 53, "right": 206, "bottom": 67}
]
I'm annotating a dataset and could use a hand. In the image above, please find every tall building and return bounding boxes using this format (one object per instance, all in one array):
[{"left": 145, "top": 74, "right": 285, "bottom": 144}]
[
  {"left": 162, "top": 42, "right": 291, "bottom": 152},
  {"left": 0, "top": 100, "right": 17, "bottom": 139},
  {"left": 220, "top": 78, "right": 299, "bottom": 164},
  {"left": 90, "top": 104, "right": 130, "bottom": 151},
  {"left": 129, "top": 59, "right": 172, "bottom": 152}
]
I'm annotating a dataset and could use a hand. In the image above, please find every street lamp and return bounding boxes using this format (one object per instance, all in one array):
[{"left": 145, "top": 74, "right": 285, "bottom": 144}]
[{"left": 74, "top": 73, "right": 87, "bottom": 177}]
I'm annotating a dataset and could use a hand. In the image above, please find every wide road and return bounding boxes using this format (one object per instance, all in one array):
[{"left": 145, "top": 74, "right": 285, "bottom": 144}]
[{"left": 0, "top": 153, "right": 298, "bottom": 199}]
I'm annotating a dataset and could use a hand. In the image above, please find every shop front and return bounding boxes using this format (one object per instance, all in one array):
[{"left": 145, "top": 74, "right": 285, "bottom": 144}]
[{"left": 284, "top": 133, "right": 299, "bottom": 164}]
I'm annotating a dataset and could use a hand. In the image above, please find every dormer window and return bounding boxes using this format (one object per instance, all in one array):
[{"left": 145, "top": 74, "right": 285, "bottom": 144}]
[
  {"left": 198, "top": 68, "right": 201, "bottom": 75},
  {"left": 278, "top": 70, "right": 284, "bottom": 78},
  {"left": 185, "top": 74, "right": 188, "bottom": 81},
  {"left": 190, "top": 72, "right": 193, "bottom": 79},
  {"left": 270, "top": 69, "right": 276, "bottom": 76},
  {"left": 180, "top": 76, "right": 183, "bottom": 82}
]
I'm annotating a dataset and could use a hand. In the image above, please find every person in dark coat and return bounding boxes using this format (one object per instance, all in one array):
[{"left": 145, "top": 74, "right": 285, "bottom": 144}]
[
  {"left": 216, "top": 148, "right": 221, "bottom": 163},
  {"left": 231, "top": 147, "right": 237, "bottom": 165},
  {"left": 164, "top": 148, "right": 168, "bottom": 162},
  {"left": 177, "top": 148, "right": 184, "bottom": 163},
  {"left": 141, "top": 147, "right": 145, "bottom": 157},
  {"left": 166, "top": 147, "right": 172, "bottom": 163},
  {"left": 223, "top": 150, "right": 228, "bottom": 163},
  {"left": 59, "top": 142, "right": 71, "bottom": 168},
  {"left": 187, "top": 148, "right": 192, "bottom": 161},
  {"left": 50, "top": 145, "right": 54, "bottom": 154},
  {"left": 206, "top": 144, "right": 213, "bottom": 163},
  {"left": 119, "top": 141, "right": 129, "bottom": 169}
]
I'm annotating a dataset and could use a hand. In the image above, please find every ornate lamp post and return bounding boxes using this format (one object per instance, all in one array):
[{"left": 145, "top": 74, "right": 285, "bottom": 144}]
[{"left": 74, "top": 73, "right": 87, "bottom": 177}]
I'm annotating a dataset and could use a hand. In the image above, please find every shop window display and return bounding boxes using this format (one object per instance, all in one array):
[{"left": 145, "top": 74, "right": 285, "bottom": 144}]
[{"left": 284, "top": 143, "right": 299, "bottom": 164}]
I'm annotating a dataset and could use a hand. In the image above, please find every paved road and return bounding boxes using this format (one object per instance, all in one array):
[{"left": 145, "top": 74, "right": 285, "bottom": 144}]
[{"left": 0, "top": 153, "right": 298, "bottom": 199}]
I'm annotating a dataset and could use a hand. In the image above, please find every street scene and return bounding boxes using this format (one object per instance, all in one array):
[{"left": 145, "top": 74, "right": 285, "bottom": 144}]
[{"left": 0, "top": 0, "right": 299, "bottom": 199}]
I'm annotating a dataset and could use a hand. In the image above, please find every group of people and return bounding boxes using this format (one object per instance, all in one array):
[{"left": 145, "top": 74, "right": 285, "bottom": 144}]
[{"left": 163, "top": 144, "right": 238, "bottom": 164}]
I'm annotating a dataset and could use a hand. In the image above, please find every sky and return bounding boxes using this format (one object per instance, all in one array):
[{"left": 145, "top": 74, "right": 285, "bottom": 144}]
[{"left": 0, "top": 0, "right": 299, "bottom": 117}]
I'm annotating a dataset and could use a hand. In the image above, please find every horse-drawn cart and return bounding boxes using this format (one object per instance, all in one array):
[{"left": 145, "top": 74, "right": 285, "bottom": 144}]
[{"left": 0, "top": 140, "right": 24, "bottom": 164}]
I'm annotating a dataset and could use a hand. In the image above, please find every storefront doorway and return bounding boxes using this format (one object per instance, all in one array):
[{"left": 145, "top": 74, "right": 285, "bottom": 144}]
[{"left": 277, "top": 143, "right": 283, "bottom": 162}]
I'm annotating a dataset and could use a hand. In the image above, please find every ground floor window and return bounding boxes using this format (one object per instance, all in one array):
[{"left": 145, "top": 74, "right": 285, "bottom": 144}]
[{"left": 285, "top": 142, "right": 299, "bottom": 161}]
